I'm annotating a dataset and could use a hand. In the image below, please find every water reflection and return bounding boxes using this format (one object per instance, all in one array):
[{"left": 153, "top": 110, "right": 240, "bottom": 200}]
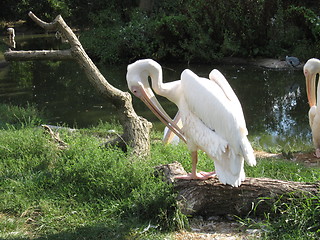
[
  {"left": 0, "top": 35, "right": 312, "bottom": 147},
  {"left": 271, "top": 82, "right": 301, "bottom": 134}
]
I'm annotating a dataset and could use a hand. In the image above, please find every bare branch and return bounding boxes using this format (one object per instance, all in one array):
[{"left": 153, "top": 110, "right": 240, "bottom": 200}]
[
  {"left": 4, "top": 50, "right": 73, "bottom": 61},
  {"left": 28, "top": 11, "right": 58, "bottom": 31}
]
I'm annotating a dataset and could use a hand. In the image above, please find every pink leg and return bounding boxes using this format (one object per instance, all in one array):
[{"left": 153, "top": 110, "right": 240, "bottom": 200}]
[{"left": 175, "top": 151, "right": 216, "bottom": 180}]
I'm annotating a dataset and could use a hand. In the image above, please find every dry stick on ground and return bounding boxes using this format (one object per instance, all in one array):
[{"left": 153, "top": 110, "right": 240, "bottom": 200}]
[
  {"left": 41, "top": 124, "right": 68, "bottom": 150},
  {"left": 4, "top": 12, "right": 152, "bottom": 156},
  {"left": 156, "top": 162, "right": 320, "bottom": 217}
]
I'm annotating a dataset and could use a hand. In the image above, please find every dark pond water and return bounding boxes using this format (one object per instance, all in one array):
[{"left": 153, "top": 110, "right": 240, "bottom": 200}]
[{"left": 0, "top": 34, "right": 312, "bottom": 149}]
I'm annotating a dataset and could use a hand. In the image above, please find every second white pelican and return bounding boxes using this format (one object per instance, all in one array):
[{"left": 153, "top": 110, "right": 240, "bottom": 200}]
[{"left": 304, "top": 58, "right": 320, "bottom": 157}]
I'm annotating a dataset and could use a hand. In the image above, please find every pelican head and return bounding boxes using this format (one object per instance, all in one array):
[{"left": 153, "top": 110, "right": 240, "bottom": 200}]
[
  {"left": 126, "top": 59, "right": 186, "bottom": 142},
  {"left": 127, "top": 59, "right": 160, "bottom": 97},
  {"left": 304, "top": 58, "right": 320, "bottom": 107}
]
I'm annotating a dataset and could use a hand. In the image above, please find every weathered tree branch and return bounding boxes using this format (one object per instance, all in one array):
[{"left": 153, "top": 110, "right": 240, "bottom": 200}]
[
  {"left": 5, "top": 49, "right": 73, "bottom": 61},
  {"left": 4, "top": 12, "right": 152, "bottom": 156},
  {"left": 28, "top": 11, "right": 58, "bottom": 31},
  {"left": 156, "top": 162, "right": 320, "bottom": 217}
]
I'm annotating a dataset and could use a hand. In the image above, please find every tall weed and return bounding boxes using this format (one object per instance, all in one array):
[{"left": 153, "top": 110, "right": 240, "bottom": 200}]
[{"left": 0, "top": 103, "right": 44, "bottom": 129}]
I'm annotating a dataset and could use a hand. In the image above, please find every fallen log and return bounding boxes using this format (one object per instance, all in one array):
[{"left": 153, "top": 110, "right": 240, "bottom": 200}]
[{"left": 155, "top": 162, "right": 320, "bottom": 217}]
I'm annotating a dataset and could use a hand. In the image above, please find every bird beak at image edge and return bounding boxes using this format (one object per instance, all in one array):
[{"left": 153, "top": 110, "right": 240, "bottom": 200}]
[
  {"left": 134, "top": 85, "right": 186, "bottom": 143},
  {"left": 305, "top": 71, "right": 317, "bottom": 107}
]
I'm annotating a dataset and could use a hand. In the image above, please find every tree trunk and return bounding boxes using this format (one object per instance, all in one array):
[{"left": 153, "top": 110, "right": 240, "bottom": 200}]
[
  {"left": 4, "top": 12, "right": 152, "bottom": 157},
  {"left": 155, "top": 162, "right": 320, "bottom": 217}
]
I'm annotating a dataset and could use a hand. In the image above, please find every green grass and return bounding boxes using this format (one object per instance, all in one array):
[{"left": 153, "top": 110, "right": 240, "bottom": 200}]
[
  {"left": 237, "top": 138, "right": 320, "bottom": 240},
  {"left": 0, "top": 104, "right": 319, "bottom": 239},
  {"left": 0, "top": 104, "right": 187, "bottom": 239},
  {"left": 0, "top": 132, "right": 184, "bottom": 238},
  {"left": 245, "top": 157, "right": 320, "bottom": 182},
  {"left": 0, "top": 103, "right": 45, "bottom": 129},
  {"left": 238, "top": 191, "right": 320, "bottom": 240}
]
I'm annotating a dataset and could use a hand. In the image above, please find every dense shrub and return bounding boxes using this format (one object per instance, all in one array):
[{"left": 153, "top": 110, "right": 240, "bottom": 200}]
[
  {"left": 1, "top": 0, "right": 319, "bottom": 63},
  {"left": 80, "top": 0, "right": 320, "bottom": 63}
]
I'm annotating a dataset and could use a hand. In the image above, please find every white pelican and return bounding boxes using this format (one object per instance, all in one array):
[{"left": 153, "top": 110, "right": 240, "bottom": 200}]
[
  {"left": 304, "top": 58, "right": 320, "bottom": 157},
  {"left": 126, "top": 59, "right": 256, "bottom": 186}
]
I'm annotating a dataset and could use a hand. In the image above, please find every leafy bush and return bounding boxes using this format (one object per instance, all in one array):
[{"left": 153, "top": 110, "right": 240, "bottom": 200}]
[
  {"left": 0, "top": 0, "right": 70, "bottom": 21},
  {"left": 80, "top": 0, "right": 320, "bottom": 63},
  {"left": 0, "top": 103, "right": 45, "bottom": 129}
]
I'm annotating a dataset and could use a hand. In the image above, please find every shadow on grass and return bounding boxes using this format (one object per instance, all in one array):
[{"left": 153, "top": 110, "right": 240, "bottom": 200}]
[
  {"left": 10, "top": 219, "right": 163, "bottom": 240},
  {"left": 35, "top": 225, "right": 133, "bottom": 240}
]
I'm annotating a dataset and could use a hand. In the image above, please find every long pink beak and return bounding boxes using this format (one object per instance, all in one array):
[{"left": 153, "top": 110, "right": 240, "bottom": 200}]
[
  {"left": 162, "top": 111, "right": 183, "bottom": 144},
  {"left": 305, "top": 71, "right": 316, "bottom": 107},
  {"left": 132, "top": 84, "right": 186, "bottom": 143}
]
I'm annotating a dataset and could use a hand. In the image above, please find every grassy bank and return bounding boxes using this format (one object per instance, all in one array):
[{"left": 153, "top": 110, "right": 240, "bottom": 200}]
[{"left": 0, "top": 104, "right": 319, "bottom": 239}]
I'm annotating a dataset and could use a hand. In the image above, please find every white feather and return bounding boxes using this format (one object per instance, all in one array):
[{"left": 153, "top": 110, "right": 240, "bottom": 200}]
[{"left": 180, "top": 69, "right": 255, "bottom": 185}]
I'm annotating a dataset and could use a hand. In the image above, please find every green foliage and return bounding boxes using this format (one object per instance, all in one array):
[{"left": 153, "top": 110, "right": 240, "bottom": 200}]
[
  {"left": 0, "top": 103, "right": 45, "bottom": 129},
  {"left": 286, "top": 6, "right": 320, "bottom": 41},
  {"left": 239, "top": 193, "right": 320, "bottom": 240},
  {"left": 82, "top": 10, "right": 158, "bottom": 63},
  {"left": 8, "top": 62, "right": 34, "bottom": 89},
  {"left": 79, "top": 0, "right": 320, "bottom": 63},
  {"left": 239, "top": 156, "right": 320, "bottom": 240},
  {"left": 263, "top": 194, "right": 320, "bottom": 240},
  {"left": 0, "top": 0, "right": 70, "bottom": 21},
  {"left": 2, "top": 0, "right": 319, "bottom": 62}
]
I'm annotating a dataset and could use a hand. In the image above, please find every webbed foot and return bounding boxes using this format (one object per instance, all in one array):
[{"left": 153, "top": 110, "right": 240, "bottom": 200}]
[{"left": 175, "top": 171, "right": 216, "bottom": 180}]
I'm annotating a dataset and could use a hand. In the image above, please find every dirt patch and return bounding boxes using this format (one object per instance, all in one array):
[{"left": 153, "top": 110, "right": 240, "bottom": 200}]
[
  {"left": 175, "top": 217, "right": 261, "bottom": 240},
  {"left": 255, "top": 150, "right": 281, "bottom": 159},
  {"left": 255, "top": 150, "right": 320, "bottom": 167},
  {"left": 290, "top": 152, "right": 320, "bottom": 167}
]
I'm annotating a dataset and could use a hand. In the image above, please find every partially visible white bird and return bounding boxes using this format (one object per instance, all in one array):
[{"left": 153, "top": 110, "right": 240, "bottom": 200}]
[
  {"left": 304, "top": 58, "right": 320, "bottom": 158},
  {"left": 7, "top": 27, "right": 15, "bottom": 40},
  {"left": 126, "top": 59, "right": 256, "bottom": 187}
]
